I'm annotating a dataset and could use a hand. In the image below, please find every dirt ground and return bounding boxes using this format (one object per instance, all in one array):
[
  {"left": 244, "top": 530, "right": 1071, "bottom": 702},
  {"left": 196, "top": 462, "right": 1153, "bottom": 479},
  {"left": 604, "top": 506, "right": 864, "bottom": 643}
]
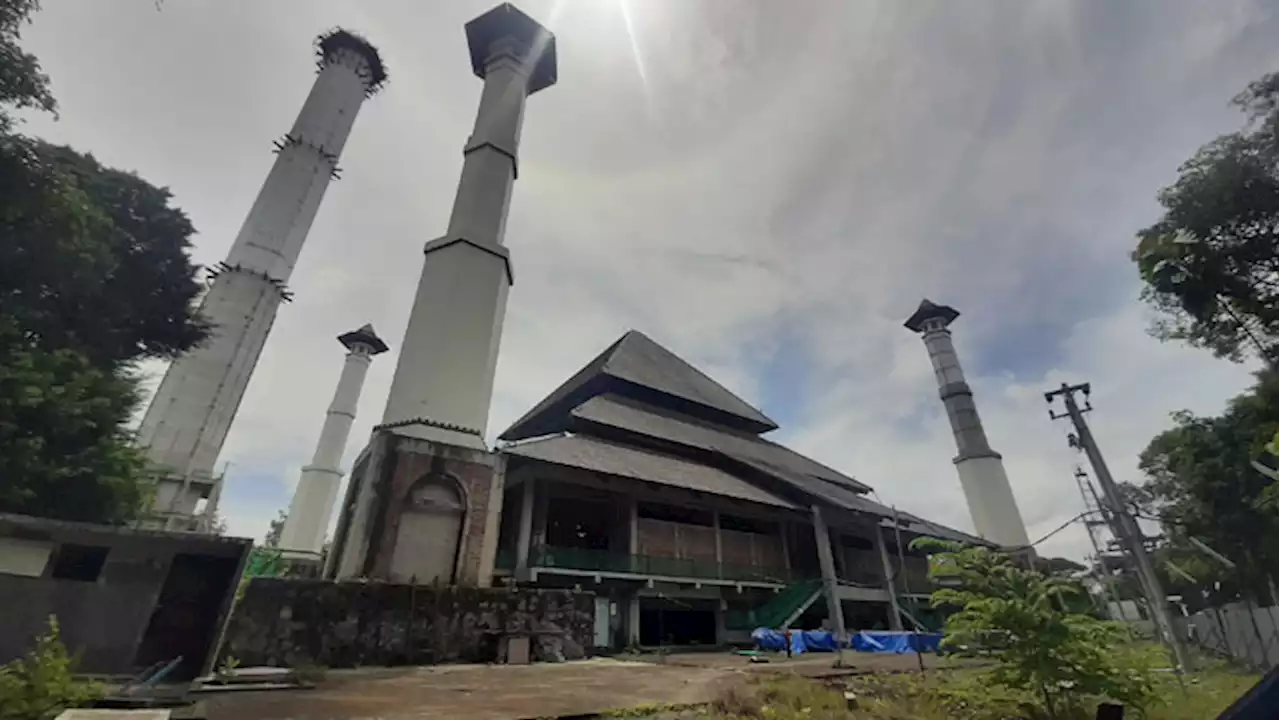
[{"left": 201, "top": 651, "right": 977, "bottom": 720}]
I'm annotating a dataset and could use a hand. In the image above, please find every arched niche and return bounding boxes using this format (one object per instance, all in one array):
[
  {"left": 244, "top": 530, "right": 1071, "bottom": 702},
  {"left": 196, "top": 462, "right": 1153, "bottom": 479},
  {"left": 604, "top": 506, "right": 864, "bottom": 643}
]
[{"left": 389, "top": 473, "right": 466, "bottom": 585}]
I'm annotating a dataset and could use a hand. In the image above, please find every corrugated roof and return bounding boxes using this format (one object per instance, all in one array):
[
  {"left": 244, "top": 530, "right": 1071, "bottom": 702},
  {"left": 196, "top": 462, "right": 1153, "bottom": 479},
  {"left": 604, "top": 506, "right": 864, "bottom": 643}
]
[
  {"left": 570, "top": 394, "right": 870, "bottom": 494},
  {"left": 502, "top": 434, "right": 799, "bottom": 509},
  {"left": 500, "top": 330, "right": 778, "bottom": 441},
  {"left": 563, "top": 396, "right": 993, "bottom": 546}
]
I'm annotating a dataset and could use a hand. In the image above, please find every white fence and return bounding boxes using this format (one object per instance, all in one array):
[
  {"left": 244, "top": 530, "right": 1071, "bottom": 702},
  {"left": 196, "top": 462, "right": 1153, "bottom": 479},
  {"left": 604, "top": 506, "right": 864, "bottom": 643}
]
[{"left": 1180, "top": 602, "right": 1278, "bottom": 669}]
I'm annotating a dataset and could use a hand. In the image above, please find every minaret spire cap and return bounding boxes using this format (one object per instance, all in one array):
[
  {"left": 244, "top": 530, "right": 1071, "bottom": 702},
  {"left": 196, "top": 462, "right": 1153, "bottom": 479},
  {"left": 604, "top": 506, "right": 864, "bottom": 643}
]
[
  {"left": 465, "top": 4, "right": 558, "bottom": 94},
  {"left": 317, "top": 29, "right": 389, "bottom": 95},
  {"left": 338, "top": 323, "right": 390, "bottom": 355},
  {"left": 904, "top": 299, "right": 961, "bottom": 333}
]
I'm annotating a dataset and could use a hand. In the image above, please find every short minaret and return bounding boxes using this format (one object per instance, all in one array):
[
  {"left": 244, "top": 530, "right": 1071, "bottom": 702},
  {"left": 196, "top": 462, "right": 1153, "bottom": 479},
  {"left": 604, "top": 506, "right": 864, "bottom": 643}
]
[
  {"left": 136, "top": 31, "right": 387, "bottom": 532},
  {"left": 328, "top": 4, "right": 557, "bottom": 586},
  {"left": 278, "top": 324, "right": 388, "bottom": 563},
  {"left": 904, "top": 300, "right": 1030, "bottom": 548},
  {"left": 379, "top": 3, "right": 557, "bottom": 448}
]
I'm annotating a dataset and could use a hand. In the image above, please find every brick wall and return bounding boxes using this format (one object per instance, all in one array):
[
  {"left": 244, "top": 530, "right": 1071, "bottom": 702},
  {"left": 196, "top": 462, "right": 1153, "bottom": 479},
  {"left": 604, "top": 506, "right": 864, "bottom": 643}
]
[
  {"left": 368, "top": 437, "right": 501, "bottom": 586},
  {"left": 221, "top": 579, "right": 595, "bottom": 668}
]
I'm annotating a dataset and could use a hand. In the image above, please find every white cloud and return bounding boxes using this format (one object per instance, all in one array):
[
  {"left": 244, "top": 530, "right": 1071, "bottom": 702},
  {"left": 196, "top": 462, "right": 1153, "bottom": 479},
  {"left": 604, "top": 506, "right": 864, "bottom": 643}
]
[{"left": 17, "top": 0, "right": 1275, "bottom": 548}]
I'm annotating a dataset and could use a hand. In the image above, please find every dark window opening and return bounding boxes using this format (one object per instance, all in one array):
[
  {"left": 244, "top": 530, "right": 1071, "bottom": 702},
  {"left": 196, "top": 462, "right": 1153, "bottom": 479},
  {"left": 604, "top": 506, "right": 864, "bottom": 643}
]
[
  {"left": 637, "top": 502, "right": 712, "bottom": 527},
  {"left": 840, "top": 534, "right": 874, "bottom": 551},
  {"left": 719, "top": 514, "right": 775, "bottom": 535},
  {"left": 49, "top": 544, "right": 109, "bottom": 582},
  {"left": 546, "top": 497, "right": 613, "bottom": 551}
]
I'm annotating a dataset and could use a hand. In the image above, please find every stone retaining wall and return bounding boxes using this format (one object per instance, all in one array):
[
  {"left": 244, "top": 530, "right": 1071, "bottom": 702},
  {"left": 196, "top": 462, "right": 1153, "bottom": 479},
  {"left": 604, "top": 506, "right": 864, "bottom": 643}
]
[{"left": 220, "top": 579, "right": 594, "bottom": 668}]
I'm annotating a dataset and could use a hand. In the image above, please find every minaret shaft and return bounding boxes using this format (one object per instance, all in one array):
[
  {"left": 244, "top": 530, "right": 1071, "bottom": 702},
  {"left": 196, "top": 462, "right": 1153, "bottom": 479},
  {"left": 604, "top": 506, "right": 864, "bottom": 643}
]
[
  {"left": 906, "top": 300, "right": 1030, "bottom": 548},
  {"left": 135, "top": 32, "right": 384, "bottom": 531},
  {"left": 380, "top": 45, "right": 534, "bottom": 446},
  {"left": 280, "top": 326, "right": 386, "bottom": 558}
]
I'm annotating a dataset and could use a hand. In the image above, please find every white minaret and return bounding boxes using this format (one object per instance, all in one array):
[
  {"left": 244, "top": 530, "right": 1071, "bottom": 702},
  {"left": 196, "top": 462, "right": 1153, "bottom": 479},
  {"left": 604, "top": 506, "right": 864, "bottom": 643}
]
[
  {"left": 380, "top": 4, "right": 557, "bottom": 447},
  {"left": 279, "top": 324, "right": 387, "bottom": 562},
  {"left": 136, "top": 30, "right": 386, "bottom": 532},
  {"left": 905, "top": 300, "right": 1031, "bottom": 548}
]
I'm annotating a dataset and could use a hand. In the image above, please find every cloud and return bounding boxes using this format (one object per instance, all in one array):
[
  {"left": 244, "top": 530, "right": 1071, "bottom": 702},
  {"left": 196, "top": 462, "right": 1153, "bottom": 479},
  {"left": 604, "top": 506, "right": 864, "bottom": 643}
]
[{"left": 18, "top": 0, "right": 1276, "bottom": 552}]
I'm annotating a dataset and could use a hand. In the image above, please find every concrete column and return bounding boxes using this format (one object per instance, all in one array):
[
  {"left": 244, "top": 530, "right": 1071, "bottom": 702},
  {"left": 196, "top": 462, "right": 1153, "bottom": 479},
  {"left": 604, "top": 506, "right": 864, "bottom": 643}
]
[
  {"left": 476, "top": 453, "right": 508, "bottom": 588},
  {"left": 904, "top": 300, "right": 1030, "bottom": 547},
  {"left": 779, "top": 522, "right": 791, "bottom": 577},
  {"left": 137, "top": 31, "right": 385, "bottom": 531},
  {"left": 872, "top": 524, "right": 905, "bottom": 631},
  {"left": 811, "top": 505, "right": 847, "bottom": 663},
  {"left": 712, "top": 511, "right": 723, "bottom": 565},
  {"left": 280, "top": 325, "right": 387, "bottom": 560},
  {"left": 515, "top": 476, "right": 535, "bottom": 576},
  {"left": 626, "top": 593, "right": 642, "bottom": 646},
  {"left": 381, "top": 7, "right": 557, "bottom": 446}
]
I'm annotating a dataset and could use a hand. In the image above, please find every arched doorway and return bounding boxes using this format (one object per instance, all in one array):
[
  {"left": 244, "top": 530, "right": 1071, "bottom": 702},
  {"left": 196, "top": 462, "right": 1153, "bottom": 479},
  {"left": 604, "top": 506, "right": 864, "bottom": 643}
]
[{"left": 390, "top": 474, "right": 465, "bottom": 584}]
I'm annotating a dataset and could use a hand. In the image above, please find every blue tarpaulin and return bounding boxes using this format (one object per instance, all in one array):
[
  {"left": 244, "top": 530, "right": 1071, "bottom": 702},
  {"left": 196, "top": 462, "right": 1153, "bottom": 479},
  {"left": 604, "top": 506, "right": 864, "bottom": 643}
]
[
  {"left": 851, "top": 631, "right": 942, "bottom": 654},
  {"left": 751, "top": 628, "right": 943, "bottom": 654}
]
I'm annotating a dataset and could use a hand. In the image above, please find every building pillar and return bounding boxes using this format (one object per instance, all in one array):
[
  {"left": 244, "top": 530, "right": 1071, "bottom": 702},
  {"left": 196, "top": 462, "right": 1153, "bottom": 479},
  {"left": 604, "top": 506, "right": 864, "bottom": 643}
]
[
  {"left": 872, "top": 523, "right": 905, "bottom": 631},
  {"left": 712, "top": 511, "right": 723, "bottom": 576},
  {"left": 280, "top": 325, "right": 387, "bottom": 565},
  {"left": 515, "top": 475, "right": 535, "bottom": 577},
  {"left": 811, "top": 505, "right": 847, "bottom": 663},
  {"left": 136, "top": 31, "right": 386, "bottom": 532},
  {"left": 779, "top": 522, "right": 792, "bottom": 578},
  {"left": 626, "top": 593, "right": 642, "bottom": 647}
]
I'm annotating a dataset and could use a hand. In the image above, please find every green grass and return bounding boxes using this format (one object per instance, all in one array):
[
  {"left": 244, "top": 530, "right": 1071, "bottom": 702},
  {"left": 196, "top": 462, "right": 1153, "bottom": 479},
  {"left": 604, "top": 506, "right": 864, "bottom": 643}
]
[{"left": 687, "top": 657, "right": 1263, "bottom": 720}]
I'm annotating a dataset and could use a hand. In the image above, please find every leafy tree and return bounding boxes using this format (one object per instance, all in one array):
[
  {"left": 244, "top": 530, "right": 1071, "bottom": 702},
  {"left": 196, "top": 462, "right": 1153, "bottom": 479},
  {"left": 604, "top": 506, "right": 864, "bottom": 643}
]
[
  {"left": 1136, "top": 371, "right": 1278, "bottom": 601},
  {"left": 0, "top": 320, "right": 149, "bottom": 524},
  {"left": 0, "top": 0, "right": 55, "bottom": 131},
  {"left": 4, "top": 142, "right": 210, "bottom": 367},
  {"left": 0, "top": 0, "right": 208, "bottom": 524},
  {"left": 264, "top": 509, "right": 287, "bottom": 548},
  {"left": 1132, "top": 72, "right": 1278, "bottom": 365},
  {"left": 915, "top": 538, "right": 1157, "bottom": 719}
]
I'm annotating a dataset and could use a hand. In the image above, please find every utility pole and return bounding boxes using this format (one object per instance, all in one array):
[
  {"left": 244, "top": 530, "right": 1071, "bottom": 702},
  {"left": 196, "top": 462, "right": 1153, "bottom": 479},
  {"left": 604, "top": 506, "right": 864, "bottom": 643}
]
[
  {"left": 1045, "top": 382, "right": 1189, "bottom": 672},
  {"left": 1072, "top": 467, "right": 1123, "bottom": 615}
]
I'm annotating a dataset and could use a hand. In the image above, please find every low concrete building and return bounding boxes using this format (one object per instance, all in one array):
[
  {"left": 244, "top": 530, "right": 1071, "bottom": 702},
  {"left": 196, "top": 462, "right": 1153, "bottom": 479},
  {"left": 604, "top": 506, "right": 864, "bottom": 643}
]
[
  {"left": 0, "top": 513, "right": 251, "bottom": 679},
  {"left": 330, "top": 330, "right": 989, "bottom": 650}
]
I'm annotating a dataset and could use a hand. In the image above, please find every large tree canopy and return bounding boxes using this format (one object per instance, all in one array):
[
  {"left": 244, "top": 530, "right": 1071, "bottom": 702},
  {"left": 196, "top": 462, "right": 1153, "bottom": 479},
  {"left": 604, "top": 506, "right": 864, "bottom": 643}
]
[
  {"left": 1, "top": 141, "right": 209, "bottom": 367},
  {"left": 1134, "top": 371, "right": 1278, "bottom": 601},
  {"left": 1132, "top": 73, "right": 1278, "bottom": 365},
  {"left": 0, "top": 0, "right": 208, "bottom": 524}
]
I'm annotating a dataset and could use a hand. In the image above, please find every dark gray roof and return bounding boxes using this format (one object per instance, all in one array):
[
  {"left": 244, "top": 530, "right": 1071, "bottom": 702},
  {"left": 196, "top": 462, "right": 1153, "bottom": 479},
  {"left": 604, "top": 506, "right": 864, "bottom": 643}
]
[
  {"left": 903, "top": 299, "right": 960, "bottom": 332},
  {"left": 338, "top": 323, "right": 389, "bottom": 354},
  {"left": 562, "top": 395, "right": 993, "bottom": 546},
  {"left": 877, "top": 508, "right": 993, "bottom": 547},
  {"left": 502, "top": 434, "right": 798, "bottom": 509},
  {"left": 570, "top": 394, "right": 869, "bottom": 494},
  {"left": 500, "top": 330, "right": 778, "bottom": 441}
]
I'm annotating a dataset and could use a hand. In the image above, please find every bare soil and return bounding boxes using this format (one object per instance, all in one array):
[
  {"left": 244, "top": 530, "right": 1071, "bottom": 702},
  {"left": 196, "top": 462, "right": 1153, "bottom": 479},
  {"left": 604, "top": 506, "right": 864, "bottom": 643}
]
[{"left": 202, "top": 651, "right": 980, "bottom": 719}]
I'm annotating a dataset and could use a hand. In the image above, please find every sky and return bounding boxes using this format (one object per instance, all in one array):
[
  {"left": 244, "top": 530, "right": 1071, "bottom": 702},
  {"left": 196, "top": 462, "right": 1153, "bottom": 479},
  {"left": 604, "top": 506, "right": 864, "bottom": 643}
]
[{"left": 18, "top": 0, "right": 1277, "bottom": 560}]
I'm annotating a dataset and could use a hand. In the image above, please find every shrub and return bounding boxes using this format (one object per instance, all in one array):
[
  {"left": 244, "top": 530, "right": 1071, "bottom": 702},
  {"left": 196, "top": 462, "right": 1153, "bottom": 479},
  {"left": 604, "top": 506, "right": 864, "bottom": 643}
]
[
  {"left": 913, "top": 539, "right": 1159, "bottom": 718},
  {"left": 0, "top": 616, "right": 102, "bottom": 720}
]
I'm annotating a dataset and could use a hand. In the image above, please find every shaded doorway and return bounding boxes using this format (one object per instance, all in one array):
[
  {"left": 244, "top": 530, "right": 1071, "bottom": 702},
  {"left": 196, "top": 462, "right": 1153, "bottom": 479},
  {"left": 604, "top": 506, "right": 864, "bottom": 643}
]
[
  {"left": 390, "top": 475, "right": 465, "bottom": 584},
  {"left": 639, "top": 597, "right": 717, "bottom": 647},
  {"left": 134, "top": 553, "right": 240, "bottom": 680}
]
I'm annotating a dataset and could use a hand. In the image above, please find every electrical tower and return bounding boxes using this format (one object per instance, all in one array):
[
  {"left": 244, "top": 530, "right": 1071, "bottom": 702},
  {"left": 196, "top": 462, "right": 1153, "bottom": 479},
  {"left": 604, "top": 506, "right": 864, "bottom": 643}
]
[{"left": 1045, "top": 382, "right": 1188, "bottom": 671}]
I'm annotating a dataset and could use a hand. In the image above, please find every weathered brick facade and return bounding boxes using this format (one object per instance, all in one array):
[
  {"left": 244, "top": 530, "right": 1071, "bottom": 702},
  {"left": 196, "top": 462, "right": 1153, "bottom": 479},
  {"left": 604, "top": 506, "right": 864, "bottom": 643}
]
[{"left": 363, "top": 434, "right": 505, "bottom": 587}]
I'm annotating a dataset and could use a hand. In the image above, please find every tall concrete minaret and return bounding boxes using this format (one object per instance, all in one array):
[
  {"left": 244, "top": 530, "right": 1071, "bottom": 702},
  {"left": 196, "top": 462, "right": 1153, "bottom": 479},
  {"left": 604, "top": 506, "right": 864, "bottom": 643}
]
[
  {"left": 136, "top": 31, "right": 387, "bottom": 532},
  {"left": 904, "top": 300, "right": 1030, "bottom": 548},
  {"left": 329, "top": 4, "right": 557, "bottom": 584},
  {"left": 278, "top": 324, "right": 387, "bottom": 563},
  {"left": 380, "top": 4, "right": 557, "bottom": 447}
]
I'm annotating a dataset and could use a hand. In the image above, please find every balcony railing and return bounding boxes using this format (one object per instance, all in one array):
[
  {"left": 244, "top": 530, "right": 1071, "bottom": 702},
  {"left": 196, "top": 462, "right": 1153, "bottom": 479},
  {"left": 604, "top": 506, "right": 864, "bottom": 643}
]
[{"left": 527, "top": 545, "right": 794, "bottom": 584}]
